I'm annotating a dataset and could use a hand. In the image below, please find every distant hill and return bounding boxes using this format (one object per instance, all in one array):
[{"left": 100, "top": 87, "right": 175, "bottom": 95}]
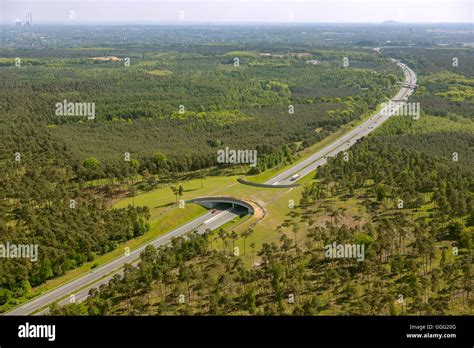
[{"left": 381, "top": 20, "right": 401, "bottom": 25}]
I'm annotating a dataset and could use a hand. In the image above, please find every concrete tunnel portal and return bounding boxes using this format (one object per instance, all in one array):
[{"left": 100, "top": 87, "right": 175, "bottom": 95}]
[{"left": 187, "top": 197, "right": 255, "bottom": 215}]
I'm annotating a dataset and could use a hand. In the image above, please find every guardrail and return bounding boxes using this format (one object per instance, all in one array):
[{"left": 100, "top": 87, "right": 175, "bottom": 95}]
[{"left": 237, "top": 177, "right": 299, "bottom": 189}]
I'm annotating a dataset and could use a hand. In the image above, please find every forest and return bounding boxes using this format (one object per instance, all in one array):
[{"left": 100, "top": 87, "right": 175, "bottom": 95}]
[
  {"left": 0, "top": 25, "right": 472, "bottom": 315},
  {"left": 0, "top": 26, "right": 398, "bottom": 311},
  {"left": 47, "top": 45, "right": 473, "bottom": 315},
  {"left": 48, "top": 130, "right": 474, "bottom": 315},
  {"left": 1, "top": 46, "right": 398, "bottom": 177}
]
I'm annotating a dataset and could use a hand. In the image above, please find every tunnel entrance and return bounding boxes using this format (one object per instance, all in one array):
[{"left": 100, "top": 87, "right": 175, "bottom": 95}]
[{"left": 187, "top": 197, "right": 254, "bottom": 215}]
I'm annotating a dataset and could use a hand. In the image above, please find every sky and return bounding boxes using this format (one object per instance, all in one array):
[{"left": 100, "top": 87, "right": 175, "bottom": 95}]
[{"left": 1, "top": 0, "right": 473, "bottom": 24}]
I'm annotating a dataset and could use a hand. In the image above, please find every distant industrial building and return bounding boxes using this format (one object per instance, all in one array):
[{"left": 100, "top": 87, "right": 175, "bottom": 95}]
[
  {"left": 15, "top": 12, "right": 32, "bottom": 26},
  {"left": 25, "top": 12, "right": 33, "bottom": 26}
]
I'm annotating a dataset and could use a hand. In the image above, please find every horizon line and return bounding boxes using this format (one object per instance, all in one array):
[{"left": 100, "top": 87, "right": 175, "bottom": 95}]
[{"left": 2, "top": 21, "right": 473, "bottom": 25}]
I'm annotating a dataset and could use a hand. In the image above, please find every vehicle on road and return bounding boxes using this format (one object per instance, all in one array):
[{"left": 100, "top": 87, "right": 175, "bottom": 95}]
[{"left": 290, "top": 173, "right": 300, "bottom": 181}]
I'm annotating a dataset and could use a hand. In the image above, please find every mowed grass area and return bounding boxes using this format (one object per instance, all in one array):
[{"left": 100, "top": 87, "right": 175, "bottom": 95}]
[
  {"left": 114, "top": 175, "right": 240, "bottom": 210},
  {"left": 14, "top": 202, "right": 207, "bottom": 311},
  {"left": 244, "top": 102, "right": 389, "bottom": 184},
  {"left": 206, "top": 174, "right": 316, "bottom": 265},
  {"left": 33, "top": 105, "right": 388, "bottom": 297},
  {"left": 10, "top": 90, "right": 402, "bottom": 311},
  {"left": 115, "top": 169, "right": 317, "bottom": 267},
  {"left": 11, "top": 172, "right": 307, "bottom": 312},
  {"left": 244, "top": 125, "right": 354, "bottom": 183}
]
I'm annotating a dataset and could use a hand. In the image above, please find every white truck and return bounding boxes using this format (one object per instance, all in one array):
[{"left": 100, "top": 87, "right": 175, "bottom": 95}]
[{"left": 290, "top": 173, "right": 300, "bottom": 181}]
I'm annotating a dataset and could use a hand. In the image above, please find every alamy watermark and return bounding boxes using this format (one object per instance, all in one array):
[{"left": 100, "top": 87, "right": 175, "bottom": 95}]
[
  {"left": 55, "top": 99, "right": 95, "bottom": 120},
  {"left": 381, "top": 101, "right": 420, "bottom": 120},
  {"left": 18, "top": 322, "right": 55, "bottom": 341},
  {"left": 324, "top": 242, "right": 365, "bottom": 261},
  {"left": 217, "top": 147, "right": 257, "bottom": 167},
  {"left": 0, "top": 242, "right": 38, "bottom": 262}
]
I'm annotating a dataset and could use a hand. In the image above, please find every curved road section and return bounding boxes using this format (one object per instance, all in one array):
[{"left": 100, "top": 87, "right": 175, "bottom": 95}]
[{"left": 5, "top": 60, "right": 416, "bottom": 316}]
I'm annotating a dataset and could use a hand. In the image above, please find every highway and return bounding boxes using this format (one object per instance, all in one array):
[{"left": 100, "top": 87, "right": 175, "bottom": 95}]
[
  {"left": 265, "top": 61, "right": 417, "bottom": 186},
  {"left": 5, "top": 59, "right": 416, "bottom": 316},
  {"left": 32, "top": 206, "right": 241, "bottom": 315},
  {"left": 6, "top": 206, "right": 240, "bottom": 315}
]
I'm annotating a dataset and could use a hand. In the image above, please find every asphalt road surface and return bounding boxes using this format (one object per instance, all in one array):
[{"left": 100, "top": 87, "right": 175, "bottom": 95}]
[
  {"left": 6, "top": 206, "right": 240, "bottom": 315},
  {"left": 5, "top": 60, "right": 416, "bottom": 316},
  {"left": 265, "top": 61, "right": 417, "bottom": 186}
]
